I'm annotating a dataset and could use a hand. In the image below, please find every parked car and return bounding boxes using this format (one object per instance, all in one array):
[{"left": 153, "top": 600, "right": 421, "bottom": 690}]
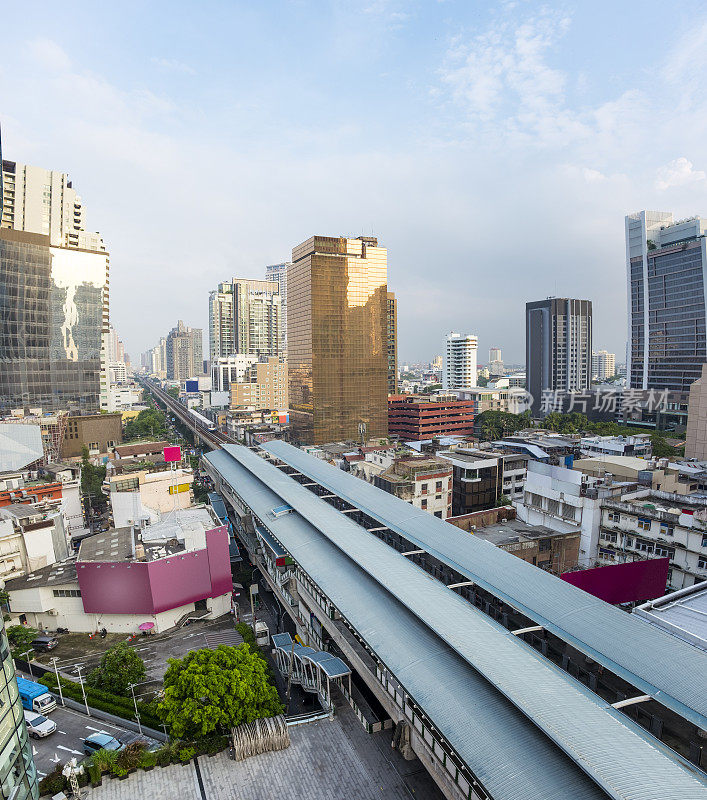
[
  {"left": 31, "top": 635, "right": 58, "bottom": 652},
  {"left": 83, "top": 732, "right": 123, "bottom": 756},
  {"left": 23, "top": 710, "right": 57, "bottom": 738}
]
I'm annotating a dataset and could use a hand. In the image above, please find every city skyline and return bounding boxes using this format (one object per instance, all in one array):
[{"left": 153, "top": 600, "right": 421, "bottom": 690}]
[{"left": 1, "top": 1, "right": 706, "bottom": 362}]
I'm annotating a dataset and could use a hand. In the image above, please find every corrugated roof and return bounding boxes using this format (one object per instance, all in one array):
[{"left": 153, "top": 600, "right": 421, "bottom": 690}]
[
  {"left": 263, "top": 439, "right": 707, "bottom": 732},
  {"left": 206, "top": 446, "right": 707, "bottom": 800}
]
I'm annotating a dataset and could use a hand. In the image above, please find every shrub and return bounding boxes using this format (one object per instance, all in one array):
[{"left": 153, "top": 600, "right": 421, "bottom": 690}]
[
  {"left": 178, "top": 746, "right": 196, "bottom": 763},
  {"left": 90, "top": 747, "right": 119, "bottom": 774},
  {"left": 87, "top": 762, "right": 102, "bottom": 786},
  {"left": 116, "top": 741, "right": 145, "bottom": 771},
  {"left": 139, "top": 750, "right": 156, "bottom": 769},
  {"left": 38, "top": 764, "right": 66, "bottom": 795},
  {"left": 111, "top": 764, "right": 128, "bottom": 778},
  {"left": 195, "top": 734, "right": 228, "bottom": 757},
  {"left": 154, "top": 746, "right": 173, "bottom": 767}
]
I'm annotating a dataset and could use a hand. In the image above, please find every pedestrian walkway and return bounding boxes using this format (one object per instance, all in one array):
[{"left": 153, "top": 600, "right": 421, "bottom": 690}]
[{"left": 83, "top": 703, "right": 440, "bottom": 800}]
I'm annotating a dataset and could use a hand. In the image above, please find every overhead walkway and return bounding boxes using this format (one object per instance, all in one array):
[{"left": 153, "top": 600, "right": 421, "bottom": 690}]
[
  {"left": 262, "top": 439, "right": 707, "bottom": 732},
  {"left": 204, "top": 444, "right": 707, "bottom": 800}
]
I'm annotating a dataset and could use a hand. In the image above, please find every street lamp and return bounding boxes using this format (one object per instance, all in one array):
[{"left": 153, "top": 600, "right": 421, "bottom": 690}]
[
  {"left": 50, "top": 657, "right": 64, "bottom": 706},
  {"left": 127, "top": 683, "right": 142, "bottom": 734}
]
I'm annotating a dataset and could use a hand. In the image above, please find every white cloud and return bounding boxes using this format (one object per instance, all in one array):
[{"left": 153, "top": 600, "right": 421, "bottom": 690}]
[
  {"left": 27, "top": 38, "right": 71, "bottom": 71},
  {"left": 151, "top": 57, "right": 196, "bottom": 76},
  {"left": 655, "top": 157, "right": 706, "bottom": 191}
]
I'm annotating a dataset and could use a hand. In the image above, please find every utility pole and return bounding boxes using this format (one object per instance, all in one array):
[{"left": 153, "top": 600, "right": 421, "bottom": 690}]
[
  {"left": 75, "top": 666, "right": 90, "bottom": 716},
  {"left": 128, "top": 683, "right": 142, "bottom": 734},
  {"left": 51, "top": 657, "right": 64, "bottom": 706}
]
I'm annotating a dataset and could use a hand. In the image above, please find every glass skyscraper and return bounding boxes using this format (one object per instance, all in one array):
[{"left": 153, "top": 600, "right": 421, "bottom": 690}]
[
  {"left": 626, "top": 211, "right": 707, "bottom": 392},
  {"left": 288, "top": 235, "right": 388, "bottom": 445},
  {"left": 0, "top": 620, "right": 38, "bottom": 799},
  {"left": 0, "top": 228, "right": 107, "bottom": 412}
]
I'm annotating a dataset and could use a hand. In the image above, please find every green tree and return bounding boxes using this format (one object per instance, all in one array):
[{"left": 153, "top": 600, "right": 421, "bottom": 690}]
[
  {"left": 123, "top": 408, "right": 168, "bottom": 442},
  {"left": 167, "top": 386, "right": 180, "bottom": 400},
  {"left": 6, "top": 625, "right": 38, "bottom": 659},
  {"left": 477, "top": 375, "right": 489, "bottom": 387},
  {"left": 88, "top": 642, "right": 146, "bottom": 696},
  {"left": 158, "top": 645, "right": 283, "bottom": 739},
  {"left": 80, "top": 446, "right": 107, "bottom": 509},
  {"left": 475, "top": 409, "right": 530, "bottom": 441}
]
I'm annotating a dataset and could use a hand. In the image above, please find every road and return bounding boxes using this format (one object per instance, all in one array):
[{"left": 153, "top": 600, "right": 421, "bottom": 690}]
[{"left": 29, "top": 704, "right": 158, "bottom": 778}]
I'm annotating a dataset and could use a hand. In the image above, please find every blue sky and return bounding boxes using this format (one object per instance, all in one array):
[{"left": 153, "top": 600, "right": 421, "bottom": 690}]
[{"left": 2, "top": 0, "right": 707, "bottom": 363}]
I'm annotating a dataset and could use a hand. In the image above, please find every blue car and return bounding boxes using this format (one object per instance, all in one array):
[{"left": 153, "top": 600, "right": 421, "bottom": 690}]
[{"left": 83, "top": 732, "right": 123, "bottom": 756}]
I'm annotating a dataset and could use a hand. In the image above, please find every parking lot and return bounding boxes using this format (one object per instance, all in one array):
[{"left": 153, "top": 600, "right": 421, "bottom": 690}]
[{"left": 29, "top": 705, "right": 158, "bottom": 779}]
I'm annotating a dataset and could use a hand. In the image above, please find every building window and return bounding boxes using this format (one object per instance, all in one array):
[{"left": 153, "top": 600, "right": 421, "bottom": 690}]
[
  {"left": 421, "top": 499, "right": 427, "bottom": 509},
  {"left": 434, "top": 511, "right": 442, "bottom": 519},
  {"left": 52, "top": 589, "right": 81, "bottom": 598},
  {"left": 539, "top": 538, "right": 551, "bottom": 552},
  {"left": 635, "top": 539, "right": 654, "bottom": 554},
  {"left": 637, "top": 518, "right": 651, "bottom": 531},
  {"left": 436, "top": 481, "right": 442, "bottom": 491},
  {"left": 701, "top": 534, "right": 707, "bottom": 549},
  {"left": 421, "top": 484, "right": 428, "bottom": 495},
  {"left": 659, "top": 523, "right": 673, "bottom": 537},
  {"left": 608, "top": 511, "right": 620, "bottom": 523},
  {"left": 698, "top": 558, "right": 707, "bottom": 570},
  {"left": 602, "top": 531, "right": 618, "bottom": 543}
]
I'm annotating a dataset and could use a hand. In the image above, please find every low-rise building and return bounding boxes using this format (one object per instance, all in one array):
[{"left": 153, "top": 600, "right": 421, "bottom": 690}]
[
  {"left": 112, "top": 441, "right": 170, "bottom": 463},
  {"left": 5, "top": 506, "right": 232, "bottom": 633},
  {"left": 107, "top": 466, "right": 194, "bottom": 527},
  {"left": 633, "top": 580, "right": 707, "bottom": 651},
  {"left": 437, "top": 447, "right": 528, "bottom": 515},
  {"left": 454, "top": 386, "right": 528, "bottom": 416},
  {"left": 580, "top": 434, "right": 652, "bottom": 459},
  {"left": 373, "top": 456, "right": 453, "bottom": 519},
  {"left": 447, "top": 516, "right": 581, "bottom": 575},
  {"left": 61, "top": 413, "right": 123, "bottom": 459},
  {"left": 598, "top": 489, "right": 707, "bottom": 591},
  {"left": 388, "top": 395, "right": 475, "bottom": 441},
  {"left": 573, "top": 455, "right": 707, "bottom": 496},
  {"left": 0, "top": 502, "right": 70, "bottom": 580},
  {"left": 516, "top": 460, "right": 633, "bottom": 568},
  {"left": 493, "top": 432, "right": 580, "bottom": 466}
]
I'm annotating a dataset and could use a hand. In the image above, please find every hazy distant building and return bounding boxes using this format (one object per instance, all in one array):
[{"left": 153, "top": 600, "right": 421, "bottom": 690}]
[
  {"left": 685, "top": 364, "right": 707, "bottom": 460},
  {"left": 592, "top": 350, "right": 616, "bottom": 381},
  {"left": 265, "top": 263, "right": 289, "bottom": 352},
  {"left": 443, "top": 333, "right": 478, "bottom": 391},
  {"left": 626, "top": 211, "right": 707, "bottom": 392},
  {"left": 387, "top": 291, "right": 398, "bottom": 394},
  {"left": 431, "top": 355, "right": 443, "bottom": 371},
  {"left": 166, "top": 320, "right": 203, "bottom": 381},
  {"left": 489, "top": 347, "right": 502, "bottom": 363},
  {"left": 526, "top": 298, "right": 592, "bottom": 415},
  {"left": 209, "top": 278, "right": 281, "bottom": 361},
  {"left": 288, "top": 235, "right": 388, "bottom": 444},
  {"left": 1, "top": 159, "right": 110, "bottom": 413}
]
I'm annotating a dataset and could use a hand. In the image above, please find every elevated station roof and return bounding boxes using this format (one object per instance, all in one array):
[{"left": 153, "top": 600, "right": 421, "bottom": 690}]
[
  {"left": 205, "top": 445, "right": 707, "bottom": 800},
  {"left": 262, "top": 439, "right": 707, "bottom": 732}
]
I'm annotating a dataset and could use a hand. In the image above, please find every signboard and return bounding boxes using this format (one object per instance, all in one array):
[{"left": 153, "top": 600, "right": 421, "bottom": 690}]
[
  {"left": 561, "top": 558, "right": 669, "bottom": 605},
  {"left": 185, "top": 380, "right": 199, "bottom": 393},
  {"left": 168, "top": 483, "right": 191, "bottom": 495},
  {"left": 163, "top": 445, "right": 182, "bottom": 463}
]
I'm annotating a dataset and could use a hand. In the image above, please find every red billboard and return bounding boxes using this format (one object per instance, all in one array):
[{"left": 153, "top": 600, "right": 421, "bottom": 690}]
[
  {"left": 561, "top": 558, "right": 669, "bottom": 605},
  {"left": 163, "top": 445, "right": 182, "bottom": 463}
]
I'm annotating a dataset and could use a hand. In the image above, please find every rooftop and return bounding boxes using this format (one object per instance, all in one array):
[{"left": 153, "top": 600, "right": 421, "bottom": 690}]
[
  {"left": 634, "top": 582, "right": 707, "bottom": 652},
  {"left": 5, "top": 560, "right": 78, "bottom": 591},
  {"left": 113, "top": 441, "right": 169, "bottom": 458},
  {"left": 471, "top": 518, "right": 579, "bottom": 547}
]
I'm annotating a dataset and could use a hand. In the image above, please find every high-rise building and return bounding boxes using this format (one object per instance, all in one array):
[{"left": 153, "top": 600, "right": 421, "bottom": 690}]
[
  {"left": 443, "top": 333, "right": 478, "bottom": 391},
  {"left": 431, "top": 355, "right": 443, "bottom": 371},
  {"left": 265, "top": 263, "right": 289, "bottom": 352},
  {"left": 526, "top": 298, "right": 592, "bottom": 415},
  {"left": 288, "top": 235, "right": 388, "bottom": 444},
  {"left": 166, "top": 320, "right": 203, "bottom": 381},
  {"left": 626, "top": 211, "right": 707, "bottom": 392},
  {"left": 211, "top": 354, "right": 258, "bottom": 393},
  {"left": 208, "top": 278, "right": 281, "bottom": 361},
  {"left": 230, "top": 356, "right": 288, "bottom": 411},
  {"left": 592, "top": 350, "right": 616, "bottom": 381},
  {"left": 489, "top": 347, "right": 502, "bottom": 363},
  {"left": 0, "top": 158, "right": 110, "bottom": 413},
  {"left": 685, "top": 364, "right": 707, "bottom": 460},
  {"left": 0, "top": 618, "right": 39, "bottom": 798},
  {"left": 386, "top": 291, "right": 398, "bottom": 394}
]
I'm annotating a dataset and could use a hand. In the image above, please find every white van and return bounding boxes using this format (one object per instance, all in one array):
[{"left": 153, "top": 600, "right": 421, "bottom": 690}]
[{"left": 23, "top": 710, "right": 57, "bottom": 738}]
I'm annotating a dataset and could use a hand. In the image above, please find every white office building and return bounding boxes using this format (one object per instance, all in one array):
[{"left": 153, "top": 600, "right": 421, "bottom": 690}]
[
  {"left": 265, "top": 263, "right": 290, "bottom": 352},
  {"left": 443, "top": 333, "right": 478, "bottom": 391}
]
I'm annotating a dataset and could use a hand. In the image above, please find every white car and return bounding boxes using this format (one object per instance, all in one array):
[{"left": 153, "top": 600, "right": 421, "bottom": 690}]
[{"left": 23, "top": 710, "right": 57, "bottom": 738}]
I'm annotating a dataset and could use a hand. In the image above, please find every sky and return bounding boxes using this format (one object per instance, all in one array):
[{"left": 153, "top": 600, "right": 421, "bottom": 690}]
[{"left": 2, "top": 0, "right": 707, "bottom": 365}]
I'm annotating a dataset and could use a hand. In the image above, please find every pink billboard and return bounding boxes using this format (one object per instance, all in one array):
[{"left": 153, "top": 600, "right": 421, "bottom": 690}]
[
  {"left": 561, "top": 558, "right": 669, "bottom": 605},
  {"left": 163, "top": 445, "right": 182, "bottom": 463}
]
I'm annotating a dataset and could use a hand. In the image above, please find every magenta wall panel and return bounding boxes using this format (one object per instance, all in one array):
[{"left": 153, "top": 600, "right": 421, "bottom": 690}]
[
  {"left": 560, "top": 558, "right": 669, "bottom": 605},
  {"left": 77, "top": 526, "right": 232, "bottom": 616},
  {"left": 206, "top": 526, "right": 232, "bottom": 597},
  {"left": 163, "top": 446, "right": 182, "bottom": 463}
]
